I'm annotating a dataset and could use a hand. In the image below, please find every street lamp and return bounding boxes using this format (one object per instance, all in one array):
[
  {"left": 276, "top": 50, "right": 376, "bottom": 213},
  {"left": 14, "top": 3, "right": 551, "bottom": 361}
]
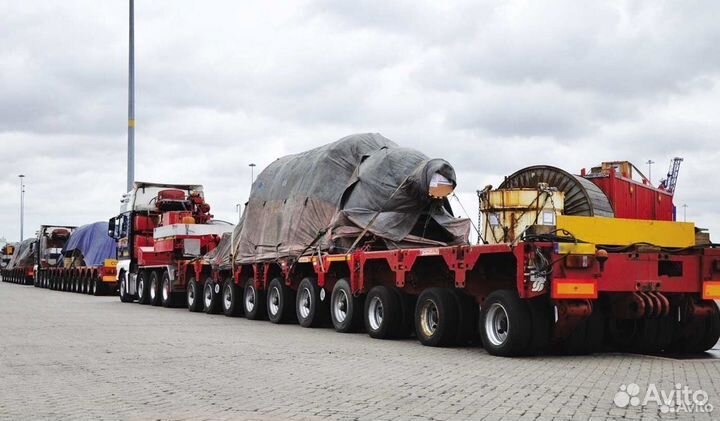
[
  {"left": 249, "top": 163, "right": 256, "bottom": 186},
  {"left": 18, "top": 175, "right": 25, "bottom": 240},
  {"left": 235, "top": 203, "right": 242, "bottom": 223},
  {"left": 645, "top": 159, "right": 655, "bottom": 185},
  {"left": 682, "top": 204, "right": 688, "bottom": 222}
]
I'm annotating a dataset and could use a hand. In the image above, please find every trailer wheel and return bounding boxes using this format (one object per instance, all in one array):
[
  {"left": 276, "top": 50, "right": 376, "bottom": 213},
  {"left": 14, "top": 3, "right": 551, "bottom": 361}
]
[
  {"left": 415, "top": 288, "right": 459, "bottom": 347},
  {"left": 203, "top": 280, "right": 221, "bottom": 314},
  {"left": 161, "top": 271, "right": 175, "bottom": 308},
  {"left": 526, "top": 296, "right": 552, "bottom": 354},
  {"left": 267, "top": 278, "right": 295, "bottom": 324},
  {"left": 364, "top": 286, "right": 403, "bottom": 339},
  {"left": 391, "top": 288, "right": 416, "bottom": 338},
  {"left": 331, "top": 278, "right": 363, "bottom": 333},
  {"left": 479, "top": 290, "right": 532, "bottom": 356},
  {"left": 119, "top": 273, "right": 132, "bottom": 303},
  {"left": 149, "top": 271, "right": 162, "bottom": 306},
  {"left": 222, "top": 280, "right": 242, "bottom": 316},
  {"left": 186, "top": 277, "right": 203, "bottom": 312},
  {"left": 296, "top": 277, "right": 326, "bottom": 328},
  {"left": 558, "top": 309, "right": 605, "bottom": 355},
  {"left": 451, "top": 289, "right": 480, "bottom": 346},
  {"left": 243, "top": 278, "right": 266, "bottom": 320},
  {"left": 136, "top": 271, "right": 150, "bottom": 304}
]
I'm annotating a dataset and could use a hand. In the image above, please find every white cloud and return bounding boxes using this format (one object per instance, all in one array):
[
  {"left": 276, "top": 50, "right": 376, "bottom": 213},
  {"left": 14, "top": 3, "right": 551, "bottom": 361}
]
[{"left": 1, "top": 0, "right": 719, "bottom": 242}]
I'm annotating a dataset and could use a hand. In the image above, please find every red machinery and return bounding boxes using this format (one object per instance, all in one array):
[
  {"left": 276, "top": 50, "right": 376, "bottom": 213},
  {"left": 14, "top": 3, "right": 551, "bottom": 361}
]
[{"left": 112, "top": 183, "right": 232, "bottom": 307}]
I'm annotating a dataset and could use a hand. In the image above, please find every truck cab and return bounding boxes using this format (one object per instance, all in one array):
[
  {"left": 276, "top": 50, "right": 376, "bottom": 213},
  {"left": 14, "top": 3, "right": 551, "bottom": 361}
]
[{"left": 108, "top": 182, "right": 231, "bottom": 305}]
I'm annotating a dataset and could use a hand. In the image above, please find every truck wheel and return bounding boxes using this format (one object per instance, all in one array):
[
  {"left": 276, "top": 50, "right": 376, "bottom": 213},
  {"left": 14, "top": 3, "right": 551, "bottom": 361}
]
[
  {"left": 186, "top": 277, "right": 203, "bottom": 312},
  {"left": 415, "top": 288, "right": 459, "bottom": 347},
  {"left": 364, "top": 286, "right": 403, "bottom": 339},
  {"left": 136, "top": 271, "right": 150, "bottom": 304},
  {"left": 149, "top": 271, "right": 162, "bottom": 306},
  {"left": 203, "top": 280, "right": 221, "bottom": 314},
  {"left": 243, "top": 278, "right": 266, "bottom": 320},
  {"left": 526, "top": 296, "right": 552, "bottom": 354},
  {"left": 390, "top": 288, "right": 416, "bottom": 338},
  {"left": 161, "top": 271, "right": 175, "bottom": 308},
  {"left": 119, "top": 273, "right": 132, "bottom": 303},
  {"left": 296, "top": 277, "right": 327, "bottom": 328},
  {"left": 479, "top": 290, "right": 532, "bottom": 356},
  {"left": 267, "top": 278, "right": 295, "bottom": 324},
  {"left": 331, "top": 278, "right": 364, "bottom": 333},
  {"left": 451, "top": 289, "right": 480, "bottom": 346},
  {"left": 222, "top": 280, "right": 243, "bottom": 316}
]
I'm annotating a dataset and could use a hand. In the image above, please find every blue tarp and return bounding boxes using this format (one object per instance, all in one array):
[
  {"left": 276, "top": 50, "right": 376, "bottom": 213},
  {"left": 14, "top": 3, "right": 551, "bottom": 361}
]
[{"left": 62, "top": 221, "right": 117, "bottom": 267}]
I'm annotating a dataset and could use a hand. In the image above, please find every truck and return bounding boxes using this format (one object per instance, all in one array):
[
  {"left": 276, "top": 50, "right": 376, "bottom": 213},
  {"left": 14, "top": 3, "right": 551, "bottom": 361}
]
[
  {"left": 111, "top": 135, "right": 720, "bottom": 356},
  {"left": 1, "top": 226, "right": 75, "bottom": 285},
  {"left": 108, "top": 182, "right": 232, "bottom": 307},
  {"left": 36, "top": 221, "right": 119, "bottom": 295}
]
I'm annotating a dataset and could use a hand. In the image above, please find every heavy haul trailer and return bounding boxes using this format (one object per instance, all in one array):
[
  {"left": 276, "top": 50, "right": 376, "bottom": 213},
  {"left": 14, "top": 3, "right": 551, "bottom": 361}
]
[
  {"left": 1, "top": 226, "right": 74, "bottom": 285},
  {"left": 37, "top": 222, "right": 119, "bottom": 295},
  {"left": 205, "top": 152, "right": 719, "bottom": 357},
  {"left": 111, "top": 134, "right": 718, "bottom": 357},
  {"left": 110, "top": 182, "right": 232, "bottom": 307}
]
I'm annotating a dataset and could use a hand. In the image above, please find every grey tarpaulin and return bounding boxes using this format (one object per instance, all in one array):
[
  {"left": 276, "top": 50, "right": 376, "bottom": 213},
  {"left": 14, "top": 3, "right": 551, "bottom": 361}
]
[
  {"left": 232, "top": 133, "right": 470, "bottom": 263},
  {"left": 5, "top": 238, "right": 36, "bottom": 270},
  {"left": 204, "top": 232, "right": 233, "bottom": 270}
]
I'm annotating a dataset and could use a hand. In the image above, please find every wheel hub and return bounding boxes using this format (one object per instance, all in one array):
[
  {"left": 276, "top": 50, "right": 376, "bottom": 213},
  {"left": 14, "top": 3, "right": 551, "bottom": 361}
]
[
  {"left": 334, "top": 290, "right": 349, "bottom": 323},
  {"left": 299, "top": 287, "right": 312, "bottom": 319},
  {"left": 368, "top": 296, "right": 384, "bottom": 331},
  {"left": 419, "top": 300, "right": 439, "bottom": 337},
  {"left": 485, "top": 302, "right": 510, "bottom": 346}
]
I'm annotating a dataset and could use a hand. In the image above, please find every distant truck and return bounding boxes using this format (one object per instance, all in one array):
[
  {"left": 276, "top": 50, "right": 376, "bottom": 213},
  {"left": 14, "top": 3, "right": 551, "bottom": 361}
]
[
  {"left": 35, "top": 222, "right": 119, "bottom": 295},
  {"left": 1, "top": 226, "right": 74, "bottom": 285}
]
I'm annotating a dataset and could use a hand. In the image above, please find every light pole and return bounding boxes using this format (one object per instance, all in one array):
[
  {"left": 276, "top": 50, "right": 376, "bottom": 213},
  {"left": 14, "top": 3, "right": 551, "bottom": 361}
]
[
  {"left": 249, "top": 163, "right": 256, "bottom": 186},
  {"left": 235, "top": 203, "right": 242, "bottom": 223},
  {"left": 645, "top": 159, "right": 655, "bottom": 185},
  {"left": 18, "top": 175, "right": 25, "bottom": 240},
  {"left": 682, "top": 204, "right": 688, "bottom": 222},
  {"left": 127, "top": 0, "right": 135, "bottom": 192}
]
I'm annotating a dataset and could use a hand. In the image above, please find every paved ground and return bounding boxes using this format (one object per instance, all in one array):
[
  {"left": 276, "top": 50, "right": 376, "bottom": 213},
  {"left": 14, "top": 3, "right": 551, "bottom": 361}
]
[{"left": 1, "top": 281, "right": 720, "bottom": 421}]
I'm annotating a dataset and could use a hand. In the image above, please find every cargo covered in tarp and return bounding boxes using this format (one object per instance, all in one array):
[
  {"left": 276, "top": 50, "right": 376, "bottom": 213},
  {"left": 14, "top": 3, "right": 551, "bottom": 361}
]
[
  {"left": 5, "top": 238, "right": 36, "bottom": 270},
  {"left": 62, "top": 221, "right": 117, "bottom": 267},
  {"left": 204, "top": 232, "right": 233, "bottom": 270},
  {"left": 233, "top": 133, "right": 470, "bottom": 263}
]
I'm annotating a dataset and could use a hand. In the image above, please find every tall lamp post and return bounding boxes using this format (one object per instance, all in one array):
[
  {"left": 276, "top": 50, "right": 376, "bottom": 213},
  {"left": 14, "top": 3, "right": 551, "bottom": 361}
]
[
  {"left": 682, "top": 204, "right": 688, "bottom": 222},
  {"left": 645, "top": 159, "right": 655, "bottom": 185},
  {"left": 18, "top": 175, "right": 25, "bottom": 240},
  {"left": 249, "top": 163, "right": 256, "bottom": 186},
  {"left": 127, "top": 0, "right": 135, "bottom": 192}
]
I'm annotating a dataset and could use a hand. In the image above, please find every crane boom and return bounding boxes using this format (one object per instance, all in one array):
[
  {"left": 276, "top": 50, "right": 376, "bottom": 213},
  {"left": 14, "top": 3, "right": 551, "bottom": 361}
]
[{"left": 659, "top": 157, "right": 683, "bottom": 194}]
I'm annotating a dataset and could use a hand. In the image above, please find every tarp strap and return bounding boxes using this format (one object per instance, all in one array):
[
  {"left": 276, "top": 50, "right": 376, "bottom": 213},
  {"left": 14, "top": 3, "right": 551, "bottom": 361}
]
[{"left": 345, "top": 175, "right": 411, "bottom": 255}]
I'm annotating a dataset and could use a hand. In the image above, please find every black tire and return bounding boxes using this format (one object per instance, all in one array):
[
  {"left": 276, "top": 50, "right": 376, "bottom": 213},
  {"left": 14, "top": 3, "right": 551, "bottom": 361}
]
[
  {"left": 330, "top": 278, "right": 363, "bottom": 333},
  {"left": 296, "top": 277, "right": 327, "bottom": 328},
  {"left": 451, "top": 289, "right": 480, "bottom": 346},
  {"left": 161, "top": 271, "right": 175, "bottom": 308},
  {"left": 92, "top": 278, "right": 101, "bottom": 296},
  {"left": 186, "top": 277, "right": 203, "bottom": 312},
  {"left": 697, "top": 309, "right": 720, "bottom": 352},
  {"left": 526, "top": 295, "right": 552, "bottom": 354},
  {"left": 203, "top": 280, "right": 221, "bottom": 314},
  {"left": 243, "top": 278, "right": 266, "bottom": 320},
  {"left": 136, "top": 271, "right": 150, "bottom": 304},
  {"left": 149, "top": 271, "right": 162, "bottom": 306},
  {"left": 267, "top": 278, "right": 295, "bottom": 324},
  {"left": 392, "top": 288, "right": 417, "bottom": 338},
  {"left": 479, "top": 289, "right": 532, "bottom": 356},
  {"left": 415, "top": 288, "right": 459, "bottom": 347},
  {"left": 119, "top": 273, "right": 132, "bottom": 303},
  {"left": 364, "top": 285, "right": 403, "bottom": 339},
  {"left": 222, "top": 280, "right": 243, "bottom": 316}
]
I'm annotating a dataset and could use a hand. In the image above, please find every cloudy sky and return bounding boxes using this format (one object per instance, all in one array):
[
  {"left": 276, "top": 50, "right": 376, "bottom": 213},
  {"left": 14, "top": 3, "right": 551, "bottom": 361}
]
[{"left": 1, "top": 0, "right": 719, "bottom": 243}]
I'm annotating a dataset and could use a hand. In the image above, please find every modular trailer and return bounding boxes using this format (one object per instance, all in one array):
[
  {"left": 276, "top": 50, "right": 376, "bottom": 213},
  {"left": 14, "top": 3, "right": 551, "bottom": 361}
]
[{"left": 111, "top": 161, "right": 720, "bottom": 357}]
